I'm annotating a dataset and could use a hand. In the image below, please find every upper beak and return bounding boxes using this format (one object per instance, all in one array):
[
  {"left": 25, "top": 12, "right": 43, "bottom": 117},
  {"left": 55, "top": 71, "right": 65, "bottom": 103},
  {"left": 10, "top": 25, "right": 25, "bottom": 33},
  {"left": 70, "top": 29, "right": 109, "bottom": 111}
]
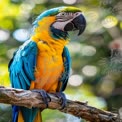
[{"left": 64, "top": 14, "right": 86, "bottom": 36}]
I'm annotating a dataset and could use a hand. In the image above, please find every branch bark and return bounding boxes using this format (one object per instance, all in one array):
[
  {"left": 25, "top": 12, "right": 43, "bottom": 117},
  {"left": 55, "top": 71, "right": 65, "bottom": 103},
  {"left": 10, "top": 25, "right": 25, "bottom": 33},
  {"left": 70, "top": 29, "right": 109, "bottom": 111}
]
[{"left": 0, "top": 86, "right": 120, "bottom": 122}]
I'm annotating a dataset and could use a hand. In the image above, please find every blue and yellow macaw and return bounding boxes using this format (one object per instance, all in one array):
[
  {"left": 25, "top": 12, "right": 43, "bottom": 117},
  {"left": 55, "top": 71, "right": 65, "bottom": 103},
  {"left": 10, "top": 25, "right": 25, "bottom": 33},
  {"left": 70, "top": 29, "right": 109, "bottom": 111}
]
[{"left": 8, "top": 6, "right": 86, "bottom": 122}]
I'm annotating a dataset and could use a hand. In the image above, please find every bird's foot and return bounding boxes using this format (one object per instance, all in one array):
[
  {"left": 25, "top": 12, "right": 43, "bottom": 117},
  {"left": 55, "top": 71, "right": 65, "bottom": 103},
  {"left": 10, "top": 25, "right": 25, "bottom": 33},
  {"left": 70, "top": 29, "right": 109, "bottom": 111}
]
[
  {"left": 31, "top": 89, "right": 51, "bottom": 108},
  {"left": 55, "top": 92, "right": 67, "bottom": 110}
]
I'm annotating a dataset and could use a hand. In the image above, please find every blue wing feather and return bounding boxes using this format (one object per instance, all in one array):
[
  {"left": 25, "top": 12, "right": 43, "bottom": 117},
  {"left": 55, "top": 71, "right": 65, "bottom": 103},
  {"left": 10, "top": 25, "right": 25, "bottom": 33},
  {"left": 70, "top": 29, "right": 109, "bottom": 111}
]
[
  {"left": 60, "top": 46, "right": 71, "bottom": 91},
  {"left": 8, "top": 40, "right": 37, "bottom": 90}
]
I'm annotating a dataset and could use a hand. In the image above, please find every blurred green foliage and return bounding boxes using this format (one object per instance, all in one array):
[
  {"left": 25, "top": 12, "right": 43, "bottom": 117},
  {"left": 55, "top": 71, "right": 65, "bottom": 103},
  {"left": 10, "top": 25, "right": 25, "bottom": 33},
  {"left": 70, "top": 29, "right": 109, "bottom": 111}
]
[
  {"left": 0, "top": 0, "right": 122, "bottom": 121},
  {"left": 0, "top": 64, "right": 10, "bottom": 87}
]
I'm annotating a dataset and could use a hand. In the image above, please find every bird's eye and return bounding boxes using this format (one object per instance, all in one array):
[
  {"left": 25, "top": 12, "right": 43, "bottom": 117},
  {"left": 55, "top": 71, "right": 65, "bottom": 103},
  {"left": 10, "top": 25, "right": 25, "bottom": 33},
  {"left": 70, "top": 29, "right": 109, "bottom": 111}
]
[
  {"left": 61, "top": 12, "right": 66, "bottom": 15},
  {"left": 58, "top": 12, "right": 66, "bottom": 16}
]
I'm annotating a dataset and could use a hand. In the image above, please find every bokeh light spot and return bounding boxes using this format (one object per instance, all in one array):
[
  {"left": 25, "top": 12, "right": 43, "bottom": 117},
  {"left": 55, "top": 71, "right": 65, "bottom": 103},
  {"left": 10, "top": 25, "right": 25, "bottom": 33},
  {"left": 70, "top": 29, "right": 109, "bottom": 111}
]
[
  {"left": 67, "top": 42, "right": 82, "bottom": 53},
  {"left": 68, "top": 75, "right": 83, "bottom": 87},
  {"left": 102, "top": 16, "right": 118, "bottom": 28},
  {"left": 86, "top": 11, "right": 99, "bottom": 22},
  {"left": 0, "top": 30, "right": 10, "bottom": 42},
  {"left": 81, "top": 45, "right": 96, "bottom": 56},
  {"left": 82, "top": 65, "right": 97, "bottom": 77},
  {"left": 13, "top": 29, "right": 30, "bottom": 42},
  {"left": 63, "top": 0, "right": 77, "bottom": 5}
]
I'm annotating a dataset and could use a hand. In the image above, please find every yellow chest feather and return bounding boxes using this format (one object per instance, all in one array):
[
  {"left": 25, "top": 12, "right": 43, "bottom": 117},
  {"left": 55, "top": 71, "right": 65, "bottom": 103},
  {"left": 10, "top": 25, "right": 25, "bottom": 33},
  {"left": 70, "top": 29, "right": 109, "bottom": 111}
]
[{"left": 34, "top": 48, "right": 64, "bottom": 92}]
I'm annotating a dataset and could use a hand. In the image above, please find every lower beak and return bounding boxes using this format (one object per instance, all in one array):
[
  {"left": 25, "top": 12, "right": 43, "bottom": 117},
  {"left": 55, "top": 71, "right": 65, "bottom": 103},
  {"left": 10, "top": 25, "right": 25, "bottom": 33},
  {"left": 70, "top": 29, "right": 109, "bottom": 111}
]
[{"left": 64, "top": 14, "right": 86, "bottom": 36}]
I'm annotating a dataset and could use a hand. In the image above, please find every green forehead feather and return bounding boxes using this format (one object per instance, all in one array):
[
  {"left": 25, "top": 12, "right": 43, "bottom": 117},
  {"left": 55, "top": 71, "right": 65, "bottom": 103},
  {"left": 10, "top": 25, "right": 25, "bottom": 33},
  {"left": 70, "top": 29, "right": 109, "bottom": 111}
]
[{"left": 60, "top": 6, "right": 81, "bottom": 13}]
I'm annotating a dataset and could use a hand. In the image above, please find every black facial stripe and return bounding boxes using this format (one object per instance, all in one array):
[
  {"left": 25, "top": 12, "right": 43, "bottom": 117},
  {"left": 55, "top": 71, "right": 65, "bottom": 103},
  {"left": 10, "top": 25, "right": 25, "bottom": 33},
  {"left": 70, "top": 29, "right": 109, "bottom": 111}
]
[
  {"left": 56, "top": 15, "right": 73, "bottom": 22},
  {"left": 57, "top": 12, "right": 75, "bottom": 17}
]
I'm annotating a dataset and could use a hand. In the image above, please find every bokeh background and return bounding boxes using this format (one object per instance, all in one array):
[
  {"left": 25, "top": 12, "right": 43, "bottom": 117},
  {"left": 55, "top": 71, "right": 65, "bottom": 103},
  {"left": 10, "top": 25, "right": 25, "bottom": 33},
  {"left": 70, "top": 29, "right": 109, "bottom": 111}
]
[{"left": 0, "top": 0, "right": 122, "bottom": 121}]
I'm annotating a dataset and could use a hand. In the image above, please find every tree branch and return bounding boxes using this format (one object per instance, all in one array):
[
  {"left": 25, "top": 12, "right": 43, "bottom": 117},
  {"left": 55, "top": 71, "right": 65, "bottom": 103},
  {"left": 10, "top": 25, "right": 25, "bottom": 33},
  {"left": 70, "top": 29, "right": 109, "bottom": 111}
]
[{"left": 0, "top": 86, "right": 120, "bottom": 122}]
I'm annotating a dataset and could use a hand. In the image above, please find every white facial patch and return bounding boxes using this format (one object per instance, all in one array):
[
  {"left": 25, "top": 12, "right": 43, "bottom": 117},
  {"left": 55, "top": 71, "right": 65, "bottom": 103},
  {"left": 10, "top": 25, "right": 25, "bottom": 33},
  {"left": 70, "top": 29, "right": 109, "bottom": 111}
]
[{"left": 52, "top": 19, "right": 73, "bottom": 31}]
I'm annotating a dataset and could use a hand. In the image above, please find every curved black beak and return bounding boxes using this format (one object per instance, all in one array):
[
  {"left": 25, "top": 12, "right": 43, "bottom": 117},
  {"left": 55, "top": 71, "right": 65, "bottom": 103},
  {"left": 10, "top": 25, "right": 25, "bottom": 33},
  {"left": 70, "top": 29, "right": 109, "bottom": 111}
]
[{"left": 64, "top": 14, "right": 86, "bottom": 36}]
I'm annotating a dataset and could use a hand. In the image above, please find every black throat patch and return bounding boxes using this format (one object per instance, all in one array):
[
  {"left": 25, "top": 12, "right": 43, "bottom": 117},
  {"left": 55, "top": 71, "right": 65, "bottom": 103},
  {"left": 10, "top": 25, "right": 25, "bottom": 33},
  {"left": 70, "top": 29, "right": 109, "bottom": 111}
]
[{"left": 50, "top": 26, "right": 69, "bottom": 40}]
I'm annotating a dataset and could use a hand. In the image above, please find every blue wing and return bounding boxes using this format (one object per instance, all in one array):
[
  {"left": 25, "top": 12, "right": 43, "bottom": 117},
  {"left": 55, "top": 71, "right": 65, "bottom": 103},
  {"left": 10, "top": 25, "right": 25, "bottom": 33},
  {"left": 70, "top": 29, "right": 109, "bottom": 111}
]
[
  {"left": 8, "top": 40, "right": 38, "bottom": 122},
  {"left": 60, "top": 46, "right": 71, "bottom": 91},
  {"left": 8, "top": 40, "right": 37, "bottom": 90}
]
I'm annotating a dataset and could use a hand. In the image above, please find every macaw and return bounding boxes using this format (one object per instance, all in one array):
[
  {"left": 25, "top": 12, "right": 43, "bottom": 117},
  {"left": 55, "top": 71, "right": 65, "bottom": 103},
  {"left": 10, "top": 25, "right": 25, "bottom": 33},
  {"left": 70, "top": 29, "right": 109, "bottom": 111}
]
[{"left": 8, "top": 6, "right": 86, "bottom": 122}]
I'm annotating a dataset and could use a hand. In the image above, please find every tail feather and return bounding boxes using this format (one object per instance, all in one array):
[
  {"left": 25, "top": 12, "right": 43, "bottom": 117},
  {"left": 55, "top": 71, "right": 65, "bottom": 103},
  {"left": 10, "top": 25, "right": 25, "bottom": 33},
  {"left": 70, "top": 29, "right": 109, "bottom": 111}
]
[
  {"left": 12, "top": 106, "right": 19, "bottom": 122},
  {"left": 18, "top": 111, "right": 24, "bottom": 122},
  {"left": 20, "top": 107, "right": 39, "bottom": 122},
  {"left": 12, "top": 106, "right": 41, "bottom": 122},
  {"left": 33, "top": 111, "right": 42, "bottom": 122}
]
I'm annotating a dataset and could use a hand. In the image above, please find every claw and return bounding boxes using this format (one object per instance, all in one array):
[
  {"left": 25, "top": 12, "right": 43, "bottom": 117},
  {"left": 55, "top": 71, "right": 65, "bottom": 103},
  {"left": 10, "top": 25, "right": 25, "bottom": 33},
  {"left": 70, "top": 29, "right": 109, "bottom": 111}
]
[
  {"left": 31, "top": 89, "right": 51, "bottom": 108},
  {"left": 55, "top": 92, "right": 67, "bottom": 110}
]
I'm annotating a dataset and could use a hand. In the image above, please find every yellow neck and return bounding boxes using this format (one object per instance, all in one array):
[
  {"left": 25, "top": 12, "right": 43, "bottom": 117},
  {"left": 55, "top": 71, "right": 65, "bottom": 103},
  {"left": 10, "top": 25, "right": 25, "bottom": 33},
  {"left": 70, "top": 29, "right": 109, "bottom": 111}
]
[{"left": 31, "top": 16, "right": 69, "bottom": 54}]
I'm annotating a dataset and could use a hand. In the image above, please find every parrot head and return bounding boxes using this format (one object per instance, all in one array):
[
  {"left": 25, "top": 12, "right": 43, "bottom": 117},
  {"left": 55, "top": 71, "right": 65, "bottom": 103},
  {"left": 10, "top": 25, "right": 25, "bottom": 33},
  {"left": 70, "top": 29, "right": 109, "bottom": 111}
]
[{"left": 32, "top": 6, "right": 86, "bottom": 41}]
